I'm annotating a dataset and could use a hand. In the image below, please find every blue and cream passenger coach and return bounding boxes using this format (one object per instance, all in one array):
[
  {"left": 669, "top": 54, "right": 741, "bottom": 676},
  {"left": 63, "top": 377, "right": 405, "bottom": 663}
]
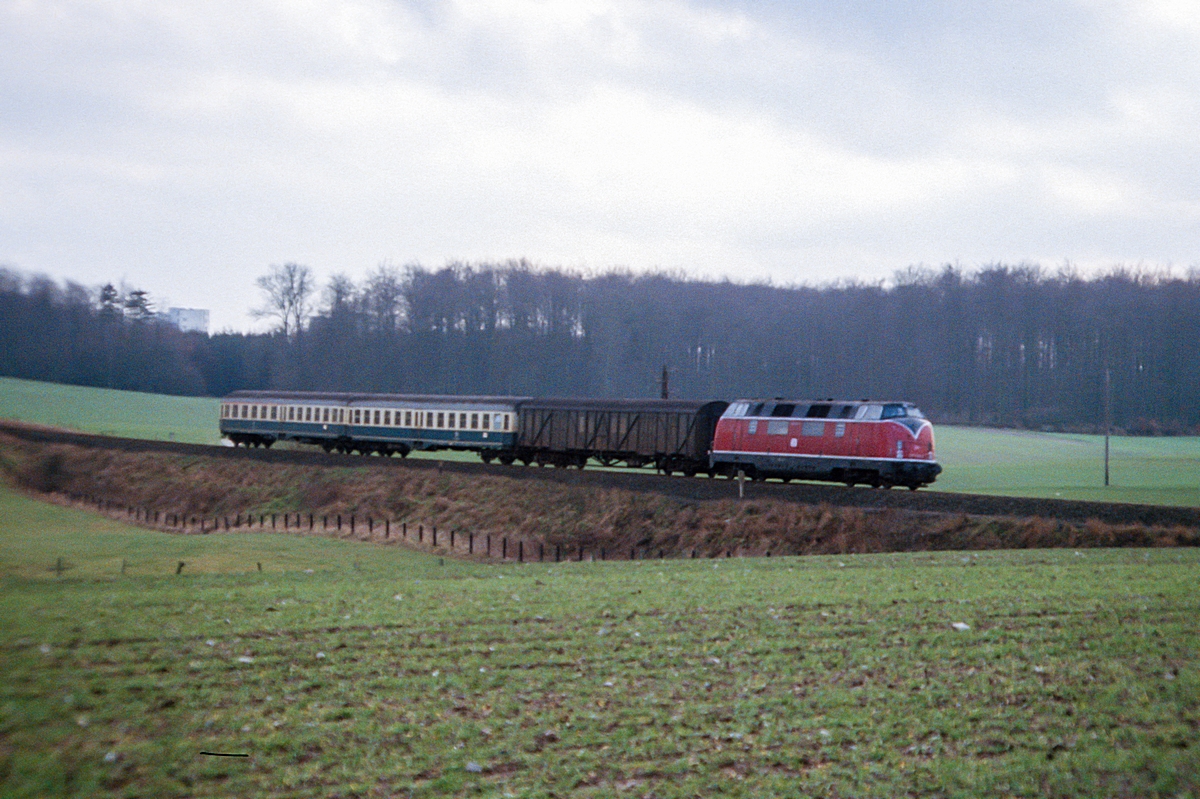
[{"left": 219, "top": 391, "right": 523, "bottom": 457}]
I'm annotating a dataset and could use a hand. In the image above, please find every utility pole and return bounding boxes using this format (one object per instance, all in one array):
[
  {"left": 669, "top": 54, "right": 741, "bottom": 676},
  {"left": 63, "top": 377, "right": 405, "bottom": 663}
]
[{"left": 1104, "top": 368, "right": 1111, "bottom": 487}]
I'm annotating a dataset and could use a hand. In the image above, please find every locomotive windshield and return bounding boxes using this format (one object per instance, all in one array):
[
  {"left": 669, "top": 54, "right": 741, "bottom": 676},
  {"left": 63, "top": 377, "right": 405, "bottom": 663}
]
[{"left": 881, "top": 403, "right": 926, "bottom": 419}]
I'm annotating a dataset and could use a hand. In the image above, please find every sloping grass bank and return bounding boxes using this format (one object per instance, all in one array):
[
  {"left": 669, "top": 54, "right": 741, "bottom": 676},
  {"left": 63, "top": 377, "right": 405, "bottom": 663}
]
[{"left": 4, "top": 436, "right": 1197, "bottom": 561}]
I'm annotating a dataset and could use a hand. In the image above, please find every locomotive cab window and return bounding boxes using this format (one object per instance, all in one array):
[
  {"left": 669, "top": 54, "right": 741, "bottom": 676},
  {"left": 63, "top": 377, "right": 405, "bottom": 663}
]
[{"left": 881, "top": 403, "right": 906, "bottom": 419}]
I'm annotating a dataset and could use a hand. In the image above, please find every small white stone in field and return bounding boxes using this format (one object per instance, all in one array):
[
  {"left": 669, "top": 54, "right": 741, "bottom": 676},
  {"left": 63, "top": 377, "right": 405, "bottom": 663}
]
[
  {"left": 729, "top": 732, "right": 743, "bottom": 740},
  {"left": 1033, "top": 666, "right": 1045, "bottom": 673},
  {"left": 603, "top": 681, "right": 614, "bottom": 687},
  {"left": 76, "top": 715, "right": 89, "bottom": 727},
  {"left": 479, "top": 667, "right": 486, "bottom": 672},
  {"left": 103, "top": 751, "right": 118, "bottom": 763},
  {"left": 633, "top": 632, "right": 641, "bottom": 637},
  {"left": 466, "top": 761, "right": 484, "bottom": 773},
  {"left": 343, "top": 614, "right": 350, "bottom": 620},
  {"left": 273, "top": 720, "right": 283, "bottom": 728},
  {"left": 238, "top": 656, "right": 254, "bottom": 663},
  {"left": 596, "top": 627, "right": 608, "bottom": 636},
  {"left": 39, "top": 644, "right": 51, "bottom": 655},
  {"left": 206, "top": 640, "right": 216, "bottom": 647},
  {"left": 393, "top": 594, "right": 403, "bottom": 601},
  {"left": 432, "top": 670, "right": 440, "bottom": 677},
  {"left": 488, "top": 646, "right": 495, "bottom": 652},
  {"left": 950, "top": 622, "right": 971, "bottom": 632},
  {"left": 242, "top": 725, "right": 251, "bottom": 732},
  {"left": 316, "top": 652, "right": 326, "bottom": 659},
  {"left": 707, "top": 657, "right": 721, "bottom": 665},
  {"left": 1165, "top": 672, "right": 1176, "bottom": 680},
  {"left": 304, "top": 569, "right": 314, "bottom": 574},
  {"left": 818, "top": 729, "right": 831, "bottom": 738}
]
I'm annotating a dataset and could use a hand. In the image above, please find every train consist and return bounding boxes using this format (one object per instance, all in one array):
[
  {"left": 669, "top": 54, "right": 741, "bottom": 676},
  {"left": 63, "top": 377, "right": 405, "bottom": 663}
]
[{"left": 219, "top": 391, "right": 941, "bottom": 489}]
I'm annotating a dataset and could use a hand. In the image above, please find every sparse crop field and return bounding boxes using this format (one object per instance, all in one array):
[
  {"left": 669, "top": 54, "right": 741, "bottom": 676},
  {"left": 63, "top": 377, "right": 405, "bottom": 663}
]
[
  {"left": 2, "top": 377, "right": 1199, "bottom": 505},
  {"left": 1, "top": 485, "right": 1197, "bottom": 798}
]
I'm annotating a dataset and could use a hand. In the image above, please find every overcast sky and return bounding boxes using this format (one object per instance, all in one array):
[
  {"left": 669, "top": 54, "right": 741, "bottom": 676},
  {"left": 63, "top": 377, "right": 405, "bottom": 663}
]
[{"left": 3, "top": 0, "right": 1198, "bottom": 331}]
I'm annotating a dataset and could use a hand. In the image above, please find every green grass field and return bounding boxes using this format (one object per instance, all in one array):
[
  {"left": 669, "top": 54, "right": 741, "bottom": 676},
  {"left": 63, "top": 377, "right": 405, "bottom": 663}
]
[
  {"left": 1, "top": 485, "right": 1198, "bottom": 798},
  {"left": 2, "top": 377, "right": 1198, "bottom": 506},
  {"left": 0, "top": 377, "right": 220, "bottom": 445}
]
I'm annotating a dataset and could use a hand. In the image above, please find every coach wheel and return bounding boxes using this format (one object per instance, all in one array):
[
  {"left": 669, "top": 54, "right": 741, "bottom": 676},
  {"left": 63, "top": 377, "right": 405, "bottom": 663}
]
[
  {"left": 499, "top": 454, "right": 514, "bottom": 466},
  {"left": 321, "top": 443, "right": 333, "bottom": 453},
  {"left": 480, "top": 452, "right": 495, "bottom": 464},
  {"left": 908, "top": 484, "right": 920, "bottom": 491},
  {"left": 398, "top": 445, "right": 410, "bottom": 459}
]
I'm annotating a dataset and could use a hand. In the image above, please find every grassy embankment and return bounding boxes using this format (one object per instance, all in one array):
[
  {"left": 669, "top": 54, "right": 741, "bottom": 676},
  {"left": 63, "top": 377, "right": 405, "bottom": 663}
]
[
  {"left": 1, "top": 484, "right": 1198, "bottom": 798},
  {"left": 2, "top": 375, "right": 1199, "bottom": 506}
]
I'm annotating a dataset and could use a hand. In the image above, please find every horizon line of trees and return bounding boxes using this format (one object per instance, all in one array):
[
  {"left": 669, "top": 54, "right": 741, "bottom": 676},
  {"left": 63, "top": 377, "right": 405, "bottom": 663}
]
[{"left": 2, "top": 262, "right": 1199, "bottom": 434}]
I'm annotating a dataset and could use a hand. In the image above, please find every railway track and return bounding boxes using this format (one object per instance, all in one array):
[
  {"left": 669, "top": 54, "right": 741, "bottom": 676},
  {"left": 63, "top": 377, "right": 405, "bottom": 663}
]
[{"left": 3, "top": 420, "right": 1198, "bottom": 530}]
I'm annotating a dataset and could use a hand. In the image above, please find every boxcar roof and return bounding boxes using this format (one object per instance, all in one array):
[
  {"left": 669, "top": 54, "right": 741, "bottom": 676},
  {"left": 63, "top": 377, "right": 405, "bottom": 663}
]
[{"left": 519, "top": 398, "right": 728, "bottom": 414}]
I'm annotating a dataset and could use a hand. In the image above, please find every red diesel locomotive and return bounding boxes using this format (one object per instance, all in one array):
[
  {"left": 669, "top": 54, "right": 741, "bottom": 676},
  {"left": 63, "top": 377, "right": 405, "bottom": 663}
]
[{"left": 709, "top": 399, "right": 942, "bottom": 489}]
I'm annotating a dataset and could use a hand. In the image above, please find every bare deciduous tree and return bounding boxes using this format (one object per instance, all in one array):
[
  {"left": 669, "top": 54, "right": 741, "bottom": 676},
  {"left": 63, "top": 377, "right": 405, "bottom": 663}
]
[{"left": 253, "top": 262, "right": 314, "bottom": 337}]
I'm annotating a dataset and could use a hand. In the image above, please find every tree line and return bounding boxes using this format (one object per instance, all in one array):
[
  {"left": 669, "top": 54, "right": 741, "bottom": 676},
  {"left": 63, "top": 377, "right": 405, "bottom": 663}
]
[{"left": 2, "top": 262, "right": 1198, "bottom": 433}]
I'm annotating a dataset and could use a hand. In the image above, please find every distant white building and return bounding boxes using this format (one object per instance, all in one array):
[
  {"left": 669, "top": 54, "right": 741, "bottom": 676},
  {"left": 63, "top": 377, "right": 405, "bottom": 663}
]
[{"left": 165, "top": 307, "right": 209, "bottom": 334}]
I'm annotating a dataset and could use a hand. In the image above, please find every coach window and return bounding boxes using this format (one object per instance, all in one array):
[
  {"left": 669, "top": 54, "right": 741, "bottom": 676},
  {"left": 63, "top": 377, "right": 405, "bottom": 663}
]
[
  {"left": 372, "top": 410, "right": 378, "bottom": 425},
  {"left": 503, "top": 414, "right": 510, "bottom": 431},
  {"left": 404, "top": 410, "right": 411, "bottom": 427},
  {"left": 436, "top": 412, "right": 444, "bottom": 428},
  {"left": 460, "top": 413, "right": 467, "bottom": 428},
  {"left": 448, "top": 412, "right": 455, "bottom": 428},
  {"left": 481, "top": 413, "right": 489, "bottom": 430},
  {"left": 471, "top": 413, "right": 479, "bottom": 430}
]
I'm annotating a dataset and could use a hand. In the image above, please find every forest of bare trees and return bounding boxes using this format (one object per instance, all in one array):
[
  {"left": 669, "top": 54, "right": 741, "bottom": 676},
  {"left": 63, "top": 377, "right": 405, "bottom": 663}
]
[{"left": 2, "top": 262, "right": 1198, "bottom": 433}]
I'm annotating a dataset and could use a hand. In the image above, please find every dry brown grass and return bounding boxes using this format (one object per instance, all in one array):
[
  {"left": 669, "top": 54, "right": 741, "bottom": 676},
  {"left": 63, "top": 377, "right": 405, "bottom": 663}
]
[{"left": 3, "top": 434, "right": 1197, "bottom": 558}]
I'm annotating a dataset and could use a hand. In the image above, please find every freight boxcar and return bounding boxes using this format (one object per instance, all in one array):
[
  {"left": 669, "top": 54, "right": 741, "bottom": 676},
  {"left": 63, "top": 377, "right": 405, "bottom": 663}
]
[{"left": 501, "top": 398, "right": 729, "bottom": 475}]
